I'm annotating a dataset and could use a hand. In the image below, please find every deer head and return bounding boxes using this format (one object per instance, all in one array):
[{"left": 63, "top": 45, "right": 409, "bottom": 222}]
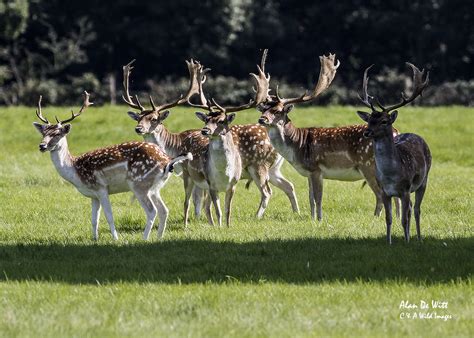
[
  {"left": 356, "top": 63, "right": 429, "bottom": 139},
  {"left": 33, "top": 91, "right": 92, "bottom": 152},
  {"left": 195, "top": 110, "right": 236, "bottom": 137},
  {"left": 258, "top": 53, "right": 340, "bottom": 127},
  {"left": 123, "top": 59, "right": 210, "bottom": 135},
  {"left": 191, "top": 49, "right": 271, "bottom": 137}
]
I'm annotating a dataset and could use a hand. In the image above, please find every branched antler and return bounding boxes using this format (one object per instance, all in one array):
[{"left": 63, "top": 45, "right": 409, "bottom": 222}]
[
  {"left": 197, "top": 49, "right": 271, "bottom": 114},
  {"left": 55, "top": 91, "right": 93, "bottom": 124},
  {"left": 274, "top": 53, "right": 340, "bottom": 106},
  {"left": 358, "top": 63, "right": 429, "bottom": 112}
]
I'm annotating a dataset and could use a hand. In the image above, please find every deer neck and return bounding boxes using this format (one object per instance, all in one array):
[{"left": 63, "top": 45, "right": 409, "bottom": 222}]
[
  {"left": 373, "top": 133, "right": 401, "bottom": 179},
  {"left": 146, "top": 125, "right": 182, "bottom": 157},
  {"left": 266, "top": 121, "right": 301, "bottom": 163},
  {"left": 208, "top": 132, "right": 241, "bottom": 182},
  {"left": 49, "top": 138, "right": 79, "bottom": 184}
]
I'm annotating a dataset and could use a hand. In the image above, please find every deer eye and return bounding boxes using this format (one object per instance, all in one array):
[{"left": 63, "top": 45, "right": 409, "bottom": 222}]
[{"left": 381, "top": 120, "right": 388, "bottom": 125}]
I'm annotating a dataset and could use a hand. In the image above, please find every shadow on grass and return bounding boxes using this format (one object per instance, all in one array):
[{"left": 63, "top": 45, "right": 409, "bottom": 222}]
[{"left": 0, "top": 237, "right": 471, "bottom": 285}]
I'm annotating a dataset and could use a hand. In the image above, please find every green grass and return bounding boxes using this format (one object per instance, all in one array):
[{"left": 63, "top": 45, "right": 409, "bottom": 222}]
[{"left": 0, "top": 105, "right": 472, "bottom": 337}]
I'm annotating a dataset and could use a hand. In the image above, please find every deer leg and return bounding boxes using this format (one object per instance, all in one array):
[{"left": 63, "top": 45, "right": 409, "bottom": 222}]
[
  {"left": 91, "top": 198, "right": 101, "bottom": 241},
  {"left": 151, "top": 192, "right": 169, "bottom": 239},
  {"left": 309, "top": 171, "right": 323, "bottom": 221},
  {"left": 97, "top": 192, "right": 119, "bottom": 240},
  {"left": 393, "top": 198, "right": 401, "bottom": 219},
  {"left": 401, "top": 193, "right": 411, "bottom": 243},
  {"left": 203, "top": 192, "right": 214, "bottom": 226},
  {"left": 269, "top": 168, "right": 299, "bottom": 213},
  {"left": 133, "top": 188, "right": 158, "bottom": 241},
  {"left": 192, "top": 186, "right": 204, "bottom": 219},
  {"left": 308, "top": 177, "right": 316, "bottom": 220},
  {"left": 183, "top": 174, "right": 194, "bottom": 227},
  {"left": 414, "top": 182, "right": 427, "bottom": 241},
  {"left": 224, "top": 185, "right": 237, "bottom": 227},
  {"left": 382, "top": 194, "right": 393, "bottom": 245},
  {"left": 209, "top": 189, "right": 222, "bottom": 226},
  {"left": 358, "top": 166, "right": 383, "bottom": 217},
  {"left": 249, "top": 167, "right": 271, "bottom": 219}
]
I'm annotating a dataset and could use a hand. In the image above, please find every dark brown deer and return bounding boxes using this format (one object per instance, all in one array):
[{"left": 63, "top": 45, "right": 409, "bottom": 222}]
[
  {"left": 258, "top": 53, "right": 400, "bottom": 221},
  {"left": 189, "top": 51, "right": 299, "bottom": 226},
  {"left": 33, "top": 91, "right": 192, "bottom": 240},
  {"left": 356, "top": 63, "right": 432, "bottom": 244}
]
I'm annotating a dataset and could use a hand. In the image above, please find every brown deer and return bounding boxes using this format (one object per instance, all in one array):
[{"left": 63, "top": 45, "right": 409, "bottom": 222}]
[
  {"left": 356, "top": 63, "right": 431, "bottom": 244},
  {"left": 122, "top": 59, "right": 210, "bottom": 226},
  {"left": 258, "top": 53, "right": 399, "bottom": 221},
  {"left": 188, "top": 51, "right": 299, "bottom": 226},
  {"left": 33, "top": 91, "right": 192, "bottom": 240},
  {"left": 123, "top": 51, "right": 299, "bottom": 226}
]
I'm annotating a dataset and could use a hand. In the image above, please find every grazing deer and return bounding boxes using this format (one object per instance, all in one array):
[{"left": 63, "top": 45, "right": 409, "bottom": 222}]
[
  {"left": 33, "top": 91, "right": 192, "bottom": 240},
  {"left": 122, "top": 59, "right": 210, "bottom": 226},
  {"left": 356, "top": 63, "right": 432, "bottom": 244},
  {"left": 123, "top": 52, "right": 299, "bottom": 227},
  {"left": 258, "top": 53, "right": 399, "bottom": 221},
  {"left": 190, "top": 51, "right": 299, "bottom": 226}
]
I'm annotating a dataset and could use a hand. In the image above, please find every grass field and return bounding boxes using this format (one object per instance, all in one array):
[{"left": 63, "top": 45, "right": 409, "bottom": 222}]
[{"left": 0, "top": 104, "right": 472, "bottom": 337}]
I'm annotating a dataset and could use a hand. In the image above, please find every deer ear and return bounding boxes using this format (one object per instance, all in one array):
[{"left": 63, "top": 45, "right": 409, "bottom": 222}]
[
  {"left": 127, "top": 111, "right": 141, "bottom": 121},
  {"left": 389, "top": 110, "right": 398, "bottom": 124},
  {"left": 62, "top": 124, "right": 72, "bottom": 134},
  {"left": 195, "top": 112, "right": 207, "bottom": 122},
  {"left": 357, "top": 111, "right": 370, "bottom": 122},
  {"left": 283, "top": 104, "right": 294, "bottom": 114},
  {"left": 33, "top": 122, "right": 44, "bottom": 134},
  {"left": 226, "top": 113, "right": 236, "bottom": 123},
  {"left": 160, "top": 110, "right": 170, "bottom": 120}
]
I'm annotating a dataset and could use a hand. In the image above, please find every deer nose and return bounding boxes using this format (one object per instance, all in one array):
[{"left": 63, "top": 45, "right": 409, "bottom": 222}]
[
  {"left": 135, "top": 126, "right": 144, "bottom": 134},
  {"left": 39, "top": 143, "right": 47, "bottom": 152},
  {"left": 201, "top": 128, "right": 211, "bottom": 136},
  {"left": 258, "top": 117, "right": 268, "bottom": 125}
]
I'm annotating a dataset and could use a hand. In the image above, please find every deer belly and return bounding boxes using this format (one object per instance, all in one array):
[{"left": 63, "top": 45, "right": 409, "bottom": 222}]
[
  {"left": 208, "top": 167, "right": 235, "bottom": 191},
  {"left": 100, "top": 163, "right": 130, "bottom": 194},
  {"left": 320, "top": 165, "right": 363, "bottom": 181}
]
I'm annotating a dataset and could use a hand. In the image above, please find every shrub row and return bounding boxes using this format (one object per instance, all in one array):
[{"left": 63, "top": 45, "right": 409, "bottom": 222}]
[{"left": 2, "top": 73, "right": 472, "bottom": 107}]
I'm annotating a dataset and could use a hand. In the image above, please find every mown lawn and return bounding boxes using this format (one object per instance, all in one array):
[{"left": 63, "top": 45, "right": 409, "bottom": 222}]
[{"left": 0, "top": 105, "right": 472, "bottom": 337}]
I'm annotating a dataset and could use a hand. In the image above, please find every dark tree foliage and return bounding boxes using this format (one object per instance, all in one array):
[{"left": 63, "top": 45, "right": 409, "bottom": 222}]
[{"left": 0, "top": 0, "right": 472, "bottom": 104}]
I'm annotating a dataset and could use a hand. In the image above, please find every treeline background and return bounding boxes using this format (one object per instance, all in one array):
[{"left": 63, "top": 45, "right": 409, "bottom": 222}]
[{"left": 1, "top": 0, "right": 473, "bottom": 106}]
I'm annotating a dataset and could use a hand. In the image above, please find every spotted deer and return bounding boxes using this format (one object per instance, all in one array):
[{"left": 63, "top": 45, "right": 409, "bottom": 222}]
[
  {"left": 123, "top": 51, "right": 299, "bottom": 227},
  {"left": 122, "top": 59, "right": 210, "bottom": 226},
  {"left": 356, "top": 63, "right": 431, "bottom": 244},
  {"left": 33, "top": 91, "right": 192, "bottom": 240},
  {"left": 190, "top": 51, "right": 299, "bottom": 226},
  {"left": 258, "top": 53, "right": 399, "bottom": 221}
]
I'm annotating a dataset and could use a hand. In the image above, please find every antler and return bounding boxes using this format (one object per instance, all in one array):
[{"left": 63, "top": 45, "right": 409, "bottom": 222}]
[
  {"left": 122, "top": 59, "right": 211, "bottom": 116},
  {"left": 35, "top": 95, "right": 49, "bottom": 124},
  {"left": 358, "top": 63, "right": 429, "bottom": 112},
  {"left": 275, "top": 53, "right": 340, "bottom": 106},
  {"left": 358, "top": 64, "right": 377, "bottom": 110},
  {"left": 381, "top": 63, "right": 430, "bottom": 112},
  {"left": 55, "top": 91, "right": 93, "bottom": 124},
  {"left": 200, "top": 49, "right": 271, "bottom": 113},
  {"left": 122, "top": 60, "right": 146, "bottom": 112}
]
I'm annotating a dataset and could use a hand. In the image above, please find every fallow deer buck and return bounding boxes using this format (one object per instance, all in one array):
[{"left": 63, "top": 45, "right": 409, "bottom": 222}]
[
  {"left": 356, "top": 63, "right": 432, "bottom": 244},
  {"left": 258, "top": 53, "right": 399, "bottom": 221},
  {"left": 122, "top": 59, "right": 210, "bottom": 226},
  {"left": 33, "top": 91, "right": 192, "bottom": 240},
  {"left": 123, "top": 51, "right": 299, "bottom": 227},
  {"left": 189, "top": 50, "right": 300, "bottom": 226}
]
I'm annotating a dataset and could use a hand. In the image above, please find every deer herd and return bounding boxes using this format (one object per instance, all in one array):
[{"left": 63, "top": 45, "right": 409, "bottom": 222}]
[{"left": 33, "top": 50, "right": 431, "bottom": 245}]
